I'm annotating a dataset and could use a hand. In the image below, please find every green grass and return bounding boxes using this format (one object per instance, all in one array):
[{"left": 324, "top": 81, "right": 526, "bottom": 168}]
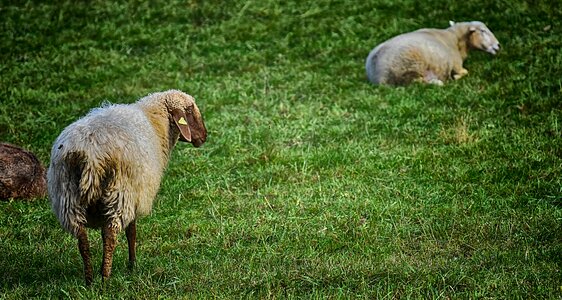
[{"left": 1, "top": 0, "right": 561, "bottom": 298}]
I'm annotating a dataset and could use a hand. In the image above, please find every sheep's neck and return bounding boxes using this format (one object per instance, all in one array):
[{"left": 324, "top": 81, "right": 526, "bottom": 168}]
[
  {"left": 167, "top": 129, "right": 180, "bottom": 153},
  {"left": 449, "top": 25, "right": 470, "bottom": 60},
  {"left": 457, "top": 38, "right": 469, "bottom": 60},
  {"left": 141, "top": 104, "right": 173, "bottom": 168}
]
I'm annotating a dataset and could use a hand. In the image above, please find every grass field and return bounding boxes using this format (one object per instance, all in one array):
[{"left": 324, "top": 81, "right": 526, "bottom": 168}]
[{"left": 1, "top": 0, "right": 561, "bottom": 298}]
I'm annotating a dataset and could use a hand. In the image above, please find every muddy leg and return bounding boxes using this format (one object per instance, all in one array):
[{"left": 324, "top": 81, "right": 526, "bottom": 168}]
[
  {"left": 101, "top": 224, "right": 117, "bottom": 282},
  {"left": 77, "top": 225, "right": 93, "bottom": 286},
  {"left": 125, "top": 220, "right": 136, "bottom": 271}
]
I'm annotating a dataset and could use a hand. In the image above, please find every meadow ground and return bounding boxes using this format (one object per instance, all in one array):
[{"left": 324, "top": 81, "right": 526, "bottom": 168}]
[{"left": 1, "top": 0, "right": 561, "bottom": 298}]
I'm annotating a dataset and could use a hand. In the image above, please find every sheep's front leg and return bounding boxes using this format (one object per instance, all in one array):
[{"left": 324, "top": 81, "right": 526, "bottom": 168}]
[
  {"left": 125, "top": 221, "right": 136, "bottom": 270},
  {"left": 101, "top": 224, "right": 117, "bottom": 282},
  {"left": 77, "top": 225, "right": 93, "bottom": 286},
  {"left": 452, "top": 67, "right": 469, "bottom": 80}
]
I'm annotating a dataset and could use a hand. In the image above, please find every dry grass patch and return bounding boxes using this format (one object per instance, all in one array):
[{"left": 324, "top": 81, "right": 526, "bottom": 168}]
[{"left": 440, "top": 116, "right": 478, "bottom": 145}]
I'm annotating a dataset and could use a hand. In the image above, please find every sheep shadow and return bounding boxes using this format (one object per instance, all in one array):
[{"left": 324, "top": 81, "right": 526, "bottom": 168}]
[
  {"left": 0, "top": 242, "right": 80, "bottom": 288},
  {"left": 0, "top": 212, "right": 126, "bottom": 290},
  {"left": 0, "top": 232, "right": 136, "bottom": 290}
]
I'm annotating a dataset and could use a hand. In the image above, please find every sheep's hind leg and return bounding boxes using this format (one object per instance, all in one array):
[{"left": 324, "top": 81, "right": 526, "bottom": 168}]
[
  {"left": 453, "top": 68, "right": 468, "bottom": 80},
  {"left": 422, "top": 70, "right": 444, "bottom": 86},
  {"left": 101, "top": 223, "right": 117, "bottom": 282},
  {"left": 125, "top": 220, "right": 136, "bottom": 271},
  {"left": 77, "top": 225, "right": 93, "bottom": 286},
  {"left": 427, "top": 78, "right": 444, "bottom": 86}
]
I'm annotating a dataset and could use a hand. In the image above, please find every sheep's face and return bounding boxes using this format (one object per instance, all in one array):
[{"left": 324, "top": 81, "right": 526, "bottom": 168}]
[
  {"left": 468, "top": 22, "right": 500, "bottom": 55},
  {"left": 167, "top": 92, "right": 207, "bottom": 148}
]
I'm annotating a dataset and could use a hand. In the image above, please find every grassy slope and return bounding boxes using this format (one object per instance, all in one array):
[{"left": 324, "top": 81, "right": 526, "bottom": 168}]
[{"left": 1, "top": 0, "right": 561, "bottom": 298}]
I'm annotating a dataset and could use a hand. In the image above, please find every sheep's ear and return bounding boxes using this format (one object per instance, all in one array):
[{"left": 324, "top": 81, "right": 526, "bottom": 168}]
[
  {"left": 469, "top": 25, "right": 477, "bottom": 32},
  {"left": 449, "top": 20, "right": 456, "bottom": 27},
  {"left": 185, "top": 108, "right": 207, "bottom": 141},
  {"left": 171, "top": 109, "right": 192, "bottom": 142}
]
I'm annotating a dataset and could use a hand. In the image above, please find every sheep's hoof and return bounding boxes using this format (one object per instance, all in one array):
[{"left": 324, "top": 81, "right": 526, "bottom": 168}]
[
  {"left": 85, "top": 275, "right": 93, "bottom": 286},
  {"left": 84, "top": 265, "right": 93, "bottom": 286},
  {"left": 454, "top": 69, "right": 469, "bottom": 80},
  {"left": 101, "top": 274, "right": 111, "bottom": 287},
  {"left": 128, "top": 261, "right": 136, "bottom": 272},
  {"left": 428, "top": 78, "right": 444, "bottom": 86},
  {"left": 100, "top": 264, "right": 112, "bottom": 283}
]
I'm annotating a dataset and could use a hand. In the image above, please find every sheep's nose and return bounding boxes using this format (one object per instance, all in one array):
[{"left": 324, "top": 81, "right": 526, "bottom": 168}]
[
  {"left": 192, "top": 138, "right": 205, "bottom": 148},
  {"left": 495, "top": 43, "right": 501, "bottom": 51}
]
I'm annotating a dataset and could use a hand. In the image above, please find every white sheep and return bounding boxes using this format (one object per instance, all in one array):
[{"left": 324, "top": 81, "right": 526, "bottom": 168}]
[
  {"left": 47, "top": 90, "right": 207, "bottom": 285},
  {"left": 365, "top": 21, "right": 500, "bottom": 86}
]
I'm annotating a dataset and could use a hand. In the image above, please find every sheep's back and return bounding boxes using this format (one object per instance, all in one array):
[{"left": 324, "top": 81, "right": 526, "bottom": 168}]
[{"left": 367, "top": 30, "right": 457, "bottom": 84}]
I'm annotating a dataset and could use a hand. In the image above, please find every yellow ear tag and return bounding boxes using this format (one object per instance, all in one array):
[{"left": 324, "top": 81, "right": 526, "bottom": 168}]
[{"left": 178, "top": 117, "right": 188, "bottom": 125}]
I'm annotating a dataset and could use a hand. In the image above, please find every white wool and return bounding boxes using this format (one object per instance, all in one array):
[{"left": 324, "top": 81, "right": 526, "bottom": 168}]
[
  {"left": 365, "top": 21, "right": 500, "bottom": 86},
  {"left": 47, "top": 90, "right": 206, "bottom": 237}
]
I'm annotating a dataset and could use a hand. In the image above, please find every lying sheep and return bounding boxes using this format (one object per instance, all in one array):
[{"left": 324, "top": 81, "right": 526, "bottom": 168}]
[
  {"left": 365, "top": 21, "right": 500, "bottom": 86},
  {"left": 0, "top": 143, "right": 47, "bottom": 200},
  {"left": 47, "top": 90, "right": 207, "bottom": 285}
]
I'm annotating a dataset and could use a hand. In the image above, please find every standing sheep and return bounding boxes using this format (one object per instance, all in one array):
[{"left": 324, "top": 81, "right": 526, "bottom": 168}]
[
  {"left": 365, "top": 21, "right": 500, "bottom": 86},
  {"left": 0, "top": 143, "right": 47, "bottom": 200},
  {"left": 47, "top": 90, "right": 207, "bottom": 285}
]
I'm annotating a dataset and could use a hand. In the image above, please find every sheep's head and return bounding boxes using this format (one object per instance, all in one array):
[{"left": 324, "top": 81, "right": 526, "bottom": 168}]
[
  {"left": 166, "top": 91, "right": 207, "bottom": 148},
  {"left": 461, "top": 21, "right": 501, "bottom": 55}
]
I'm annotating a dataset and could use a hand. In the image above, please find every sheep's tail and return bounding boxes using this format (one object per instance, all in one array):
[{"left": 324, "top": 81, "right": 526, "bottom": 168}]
[
  {"left": 365, "top": 47, "right": 379, "bottom": 83},
  {"left": 366, "top": 44, "right": 387, "bottom": 84},
  {"left": 70, "top": 150, "right": 126, "bottom": 232},
  {"left": 49, "top": 150, "right": 111, "bottom": 237},
  {"left": 72, "top": 152, "right": 114, "bottom": 206},
  {"left": 48, "top": 150, "right": 84, "bottom": 237}
]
